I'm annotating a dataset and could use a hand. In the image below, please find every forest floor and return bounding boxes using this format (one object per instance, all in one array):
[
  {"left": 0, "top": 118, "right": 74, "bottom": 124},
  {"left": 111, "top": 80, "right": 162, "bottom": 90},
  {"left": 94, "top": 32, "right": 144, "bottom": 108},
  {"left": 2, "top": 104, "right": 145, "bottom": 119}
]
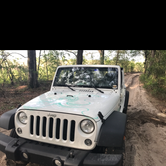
[{"left": 0, "top": 74, "right": 166, "bottom": 166}]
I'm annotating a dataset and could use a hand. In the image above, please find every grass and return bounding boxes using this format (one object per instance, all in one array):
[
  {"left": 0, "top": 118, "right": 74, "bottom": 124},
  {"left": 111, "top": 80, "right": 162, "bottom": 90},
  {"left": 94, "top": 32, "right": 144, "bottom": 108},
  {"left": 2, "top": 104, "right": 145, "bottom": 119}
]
[{"left": 140, "top": 73, "right": 166, "bottom": 100}]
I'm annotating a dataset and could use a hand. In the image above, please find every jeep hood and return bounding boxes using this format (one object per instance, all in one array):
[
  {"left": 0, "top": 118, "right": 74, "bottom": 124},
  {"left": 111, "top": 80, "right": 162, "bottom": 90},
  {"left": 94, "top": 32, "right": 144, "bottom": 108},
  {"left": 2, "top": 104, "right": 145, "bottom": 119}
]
[{"left": 19, "top": 90, "right": 120, "bottom": 122}]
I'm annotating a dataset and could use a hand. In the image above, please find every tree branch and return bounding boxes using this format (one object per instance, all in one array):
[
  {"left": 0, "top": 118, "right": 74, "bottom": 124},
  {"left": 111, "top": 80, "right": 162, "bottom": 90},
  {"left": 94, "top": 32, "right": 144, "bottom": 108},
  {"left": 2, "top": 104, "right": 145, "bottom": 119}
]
[
  {"left": 7, "top": 52, "right": 27, "bottom": 58},
  {"left": 64, "top": 50, "right": 77, "bottom": 57},
  {"left": 0, "top": 51, "right": 27, "bottom": 66}
]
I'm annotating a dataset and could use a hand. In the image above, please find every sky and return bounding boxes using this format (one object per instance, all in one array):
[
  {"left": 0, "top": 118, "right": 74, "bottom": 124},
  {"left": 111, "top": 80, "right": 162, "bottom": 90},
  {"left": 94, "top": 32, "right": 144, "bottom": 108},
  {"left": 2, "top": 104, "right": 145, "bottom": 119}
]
[{"left": 4, "top": 50, "right": 145, "bottom": 65}]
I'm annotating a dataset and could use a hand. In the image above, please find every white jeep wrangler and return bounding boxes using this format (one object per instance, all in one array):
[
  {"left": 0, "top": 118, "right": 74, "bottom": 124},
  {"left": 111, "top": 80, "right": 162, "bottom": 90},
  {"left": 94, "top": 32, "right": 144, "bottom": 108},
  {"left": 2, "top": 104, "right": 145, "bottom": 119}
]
[{"left": 0, "top": 65, "right": 129, "bottom": 166}]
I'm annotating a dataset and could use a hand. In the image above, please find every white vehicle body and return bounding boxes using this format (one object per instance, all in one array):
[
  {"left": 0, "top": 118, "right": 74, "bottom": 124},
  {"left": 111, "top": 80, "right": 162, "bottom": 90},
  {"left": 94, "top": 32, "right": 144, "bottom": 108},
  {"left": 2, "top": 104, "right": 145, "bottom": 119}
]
[{"left": 15, "top": 65, "right": 126, "bottom": 150}]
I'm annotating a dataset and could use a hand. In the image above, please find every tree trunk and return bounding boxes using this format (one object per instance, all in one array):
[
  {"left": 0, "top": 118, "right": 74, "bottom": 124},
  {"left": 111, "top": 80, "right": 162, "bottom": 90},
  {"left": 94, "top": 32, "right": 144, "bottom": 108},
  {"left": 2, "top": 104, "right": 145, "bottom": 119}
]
[
  {"left": 99, "top": 50, "right": 104, "bottom": 64},
  {"left": 147, "top": 50, "right": 156, "bottom": 77},
  {"left": 144, "top": 50, "right": 148, "bottom": 74},
  {"left": 155, "top": 50, "right": 165, "bottom": 80},
  {"left": 38, "top": 50, "right": 41, "bottom": 71},
  {"left": 45, "top": 55, "right": 48, "bottom": 80},
  {"left": 77, "top": 50, "right": 83, "bottom": 64},
  {"left": 28, "top": 50, "right": 39, "bottom": 88},
  {"left": 115, "top": 50, "right": 120, "bottom": 65},
  {"left": 4, "top": 60, "right": 14, "bottom": 85}
]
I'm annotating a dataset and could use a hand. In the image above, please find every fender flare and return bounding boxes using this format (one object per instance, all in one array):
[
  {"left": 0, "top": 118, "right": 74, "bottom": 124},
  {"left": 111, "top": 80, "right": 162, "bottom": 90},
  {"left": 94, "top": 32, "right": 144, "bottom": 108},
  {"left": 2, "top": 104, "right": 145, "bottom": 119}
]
[
  {"left": 97, "top": 111, "right": 127, "bottom": 148},
  {"left": 0, "top": 108, "right": 17, "bottom": 130},
  {"left": 123, "top": 90, "right": 129, "bottom": 114}
]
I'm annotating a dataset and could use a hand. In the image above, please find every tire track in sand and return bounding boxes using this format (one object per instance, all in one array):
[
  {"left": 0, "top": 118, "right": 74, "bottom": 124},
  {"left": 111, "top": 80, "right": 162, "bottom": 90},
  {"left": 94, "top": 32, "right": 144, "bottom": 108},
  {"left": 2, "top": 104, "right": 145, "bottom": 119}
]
[{"left": 124, "top": 74, "right": 166, "bottom": 166}]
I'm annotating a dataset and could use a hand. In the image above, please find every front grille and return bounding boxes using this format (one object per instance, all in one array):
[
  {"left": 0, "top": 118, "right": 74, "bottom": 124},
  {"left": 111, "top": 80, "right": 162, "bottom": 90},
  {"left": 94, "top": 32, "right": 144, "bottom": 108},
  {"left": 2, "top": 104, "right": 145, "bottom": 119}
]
[
  {"left": 15, "top": 110, "right": 97, "bottom": 150},
  {"left": 30, "top": 115, "right": 76, "bottom": 142}
]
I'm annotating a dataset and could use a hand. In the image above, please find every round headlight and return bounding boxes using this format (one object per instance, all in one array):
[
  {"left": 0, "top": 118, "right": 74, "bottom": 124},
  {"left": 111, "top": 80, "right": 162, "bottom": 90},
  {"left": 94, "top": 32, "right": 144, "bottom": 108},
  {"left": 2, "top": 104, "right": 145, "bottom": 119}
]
[
  {"left": 80, "top": 119, "right": 95, "bottom": 134},
  {"left": 18, "top": 112, "right": 28, "bottom": 124}
]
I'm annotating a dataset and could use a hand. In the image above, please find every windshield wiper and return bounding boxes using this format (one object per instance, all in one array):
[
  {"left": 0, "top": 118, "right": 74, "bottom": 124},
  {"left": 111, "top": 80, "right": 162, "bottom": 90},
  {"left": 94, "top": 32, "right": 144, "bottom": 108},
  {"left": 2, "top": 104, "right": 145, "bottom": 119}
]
[
  {"left": 65, "top": 85, "right": 75, "bottom": 91},
  {"left": 93, "top": 87, "right": 104, "bottom": 93},
  {"left": 55, "top": 84, "right": 75, "bottom": 91},
  {"left": 91, "top": 82, "right": 104, "bottom": 93},
  {"left": 90, "top": 81, "right": 104, "bottom": 93}
]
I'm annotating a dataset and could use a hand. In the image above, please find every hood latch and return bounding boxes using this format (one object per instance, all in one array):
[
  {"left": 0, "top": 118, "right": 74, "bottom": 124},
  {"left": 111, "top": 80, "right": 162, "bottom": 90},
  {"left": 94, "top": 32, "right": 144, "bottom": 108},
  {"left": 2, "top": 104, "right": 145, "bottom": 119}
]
[{"left": 98, "top": 111, "right": 105, "bottom": 123}]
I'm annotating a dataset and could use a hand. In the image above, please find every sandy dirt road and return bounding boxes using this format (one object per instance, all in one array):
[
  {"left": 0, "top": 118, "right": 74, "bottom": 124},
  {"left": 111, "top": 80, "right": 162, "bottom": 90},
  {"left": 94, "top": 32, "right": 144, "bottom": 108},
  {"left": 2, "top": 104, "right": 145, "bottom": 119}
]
[
  {"left": 0, "top": 73, "right": 166, "bottom": 166},
  {"left": 124, "top": 74, "right": 166, "bottom": 166}
]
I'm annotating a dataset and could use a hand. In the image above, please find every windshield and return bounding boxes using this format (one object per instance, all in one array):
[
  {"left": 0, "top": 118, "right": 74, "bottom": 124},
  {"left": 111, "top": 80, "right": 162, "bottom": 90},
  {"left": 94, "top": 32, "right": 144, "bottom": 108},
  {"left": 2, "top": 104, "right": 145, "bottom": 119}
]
[{"left": 53, "top": 67, "right": 118, "bottom": 89}]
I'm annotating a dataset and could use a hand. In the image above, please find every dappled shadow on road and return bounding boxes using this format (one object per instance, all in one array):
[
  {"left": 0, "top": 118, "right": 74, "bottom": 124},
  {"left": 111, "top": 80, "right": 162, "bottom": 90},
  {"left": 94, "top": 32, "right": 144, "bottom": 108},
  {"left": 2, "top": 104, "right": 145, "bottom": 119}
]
[{"left": 124, "top": 74, "right": 166, "bottom": 166}]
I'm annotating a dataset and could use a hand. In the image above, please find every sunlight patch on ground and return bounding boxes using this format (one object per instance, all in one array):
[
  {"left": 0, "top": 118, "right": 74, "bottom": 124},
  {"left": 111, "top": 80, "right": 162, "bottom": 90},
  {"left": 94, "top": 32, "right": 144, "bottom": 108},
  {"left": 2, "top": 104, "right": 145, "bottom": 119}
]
[
  {"left": 129, "top": 84, "right": 139, "bottom": 89},
  {"left": 16, "top": 85, "right": 27, "bottom": 90},
  {"left": 157, "top": 113, "right": 166, "bottom": 118}
]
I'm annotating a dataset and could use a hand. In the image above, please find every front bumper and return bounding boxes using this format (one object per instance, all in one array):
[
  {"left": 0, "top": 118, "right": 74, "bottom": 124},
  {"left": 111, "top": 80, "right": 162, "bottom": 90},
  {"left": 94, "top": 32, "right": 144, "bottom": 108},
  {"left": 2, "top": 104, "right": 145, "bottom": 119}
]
[{"left": 0, "top": 132, "right": 122, "bottom": 166}]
